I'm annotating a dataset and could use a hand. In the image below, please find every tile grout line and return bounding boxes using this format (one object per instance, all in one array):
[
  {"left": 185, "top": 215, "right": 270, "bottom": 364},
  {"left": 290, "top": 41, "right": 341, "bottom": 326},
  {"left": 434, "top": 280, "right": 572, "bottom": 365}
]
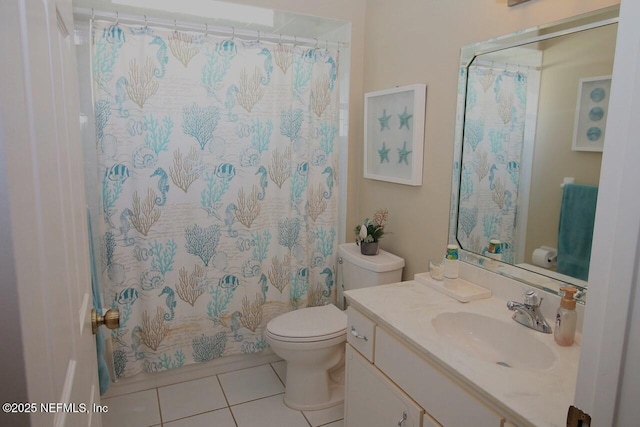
[
  {"left": 227, "top": 391, "right": 316, "bottom": 427},
  {"left": 102, "top": 386, "right": 159, "bottom": 400},
  {"left": 300, "top": 410, "right": 313, "bottom": 427},
  {"left": 156, "top": 408, "right": 236, "bottom": 426},
  {"left": 158, "top": 375, "right": 236, "bottom": 426},
  {"left": 151, "top": 371, "right": 219, "bottom": 392},
  {"left": 269, "top": 362, "right": 286, "bottom": 387},
  {"left": 316, "top": 420, "right": 344, "bottom": 427},
  {"left": 216, "top": 375, "right": 239, "bottom": 427},
  {"left": 156, "top": 387, "right": 164, "bottom": 426},
  {"left": 228, "top": 391, "right": 286, "bottom": 408}
]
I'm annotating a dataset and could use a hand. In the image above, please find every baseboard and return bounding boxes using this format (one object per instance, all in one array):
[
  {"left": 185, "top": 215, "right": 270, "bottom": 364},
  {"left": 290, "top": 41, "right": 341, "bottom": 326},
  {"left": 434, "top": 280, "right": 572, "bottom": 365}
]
[{"left": 102, "top": 349, "right": 281, "bottom": 399}]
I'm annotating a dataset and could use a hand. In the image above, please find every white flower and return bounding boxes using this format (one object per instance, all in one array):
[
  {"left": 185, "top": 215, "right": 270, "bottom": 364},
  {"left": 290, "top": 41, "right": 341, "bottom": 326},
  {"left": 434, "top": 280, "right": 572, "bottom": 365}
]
[{"left": 359, "top": 224, "right": 368, "bottom": 240}]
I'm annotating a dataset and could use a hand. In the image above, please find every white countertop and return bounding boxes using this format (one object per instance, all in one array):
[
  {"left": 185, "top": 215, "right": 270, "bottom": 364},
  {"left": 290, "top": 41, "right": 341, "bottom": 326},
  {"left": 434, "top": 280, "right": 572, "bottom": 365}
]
[{"left": 344, "top": 280, "right": 580, "bottom": 427}]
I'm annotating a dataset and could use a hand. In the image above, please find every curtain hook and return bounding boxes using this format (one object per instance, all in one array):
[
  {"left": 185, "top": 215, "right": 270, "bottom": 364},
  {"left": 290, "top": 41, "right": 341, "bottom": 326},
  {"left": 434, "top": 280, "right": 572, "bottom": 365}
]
[
  {"left": 91, "top": 8, "right": 94, "bottom": 21},
  {"left": 325, "top": 39, "right": 329, "bottom": 52},
  {"left": 257, "top": 30, "right": 260, "bottom": 43},
  {"left": 278, "top": 33, "right": 282, "bottom": 45},
  {"left": 174, "top": 19, "right": 178, "bottom": 34},
  {"left": 144, "top": 15, "right": 148, "bottom": 30},
  {"left": 115, "top": 11, "right": 119, "bottom": 26},
  {"left": 204, "top": 23, "right": 208, "bottom": 37},
  {"left": 314, "top": 38, "right": 318, "bottom": 49},
  {"left": 232, "top": 26, "right": 235, "bottom": 40}
]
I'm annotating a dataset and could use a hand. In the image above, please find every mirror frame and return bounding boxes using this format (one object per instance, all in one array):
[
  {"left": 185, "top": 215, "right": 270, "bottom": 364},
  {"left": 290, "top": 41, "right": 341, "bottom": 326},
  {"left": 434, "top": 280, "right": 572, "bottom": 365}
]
[{"left": 448, "top": 5, "right": 620, "bottom": 303}]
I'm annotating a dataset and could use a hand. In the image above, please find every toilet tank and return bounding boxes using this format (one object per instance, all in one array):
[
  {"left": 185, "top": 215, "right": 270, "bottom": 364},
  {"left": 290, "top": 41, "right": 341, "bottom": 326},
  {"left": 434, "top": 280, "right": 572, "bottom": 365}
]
[{"left": 337, "top": 243, "right": 405, "bottom": 308}]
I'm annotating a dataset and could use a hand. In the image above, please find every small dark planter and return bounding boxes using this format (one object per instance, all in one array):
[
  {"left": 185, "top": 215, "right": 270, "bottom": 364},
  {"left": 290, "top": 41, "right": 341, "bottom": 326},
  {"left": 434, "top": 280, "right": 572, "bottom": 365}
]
[{"left": 360, "top": 241, "right": 379, "bottom": 256}]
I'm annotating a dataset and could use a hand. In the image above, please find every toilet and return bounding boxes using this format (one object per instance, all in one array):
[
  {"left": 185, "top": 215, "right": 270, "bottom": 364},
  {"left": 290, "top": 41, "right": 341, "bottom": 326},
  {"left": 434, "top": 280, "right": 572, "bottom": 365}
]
[{"left": 265, "top": 242, "right": 404, "bottom": 410}]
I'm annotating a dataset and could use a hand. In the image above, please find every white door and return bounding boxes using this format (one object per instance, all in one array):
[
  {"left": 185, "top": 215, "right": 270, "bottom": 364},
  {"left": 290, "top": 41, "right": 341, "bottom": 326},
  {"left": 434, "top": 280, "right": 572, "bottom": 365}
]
[
  {"left": 574, "top": 0, "right": 640, "bottom": 425},
  {"left": 0, "top": 0, "right": 102, "bottom": 426}
]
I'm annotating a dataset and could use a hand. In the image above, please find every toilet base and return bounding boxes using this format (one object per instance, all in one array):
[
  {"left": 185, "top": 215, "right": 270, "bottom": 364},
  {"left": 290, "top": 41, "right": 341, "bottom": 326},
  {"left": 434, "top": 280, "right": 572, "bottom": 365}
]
[
  {"left": 281, "top": 355, "right": 345, "bottom": 411},
  {"left": 283, "top": 377, "right": 344, "bottom": 411}
]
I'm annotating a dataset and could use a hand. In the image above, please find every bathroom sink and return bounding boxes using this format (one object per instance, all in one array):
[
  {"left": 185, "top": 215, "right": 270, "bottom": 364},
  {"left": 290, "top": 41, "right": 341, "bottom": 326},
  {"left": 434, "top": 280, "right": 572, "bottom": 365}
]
[{"left": 431, "top": 312, "right": 556, "bottom": 371}]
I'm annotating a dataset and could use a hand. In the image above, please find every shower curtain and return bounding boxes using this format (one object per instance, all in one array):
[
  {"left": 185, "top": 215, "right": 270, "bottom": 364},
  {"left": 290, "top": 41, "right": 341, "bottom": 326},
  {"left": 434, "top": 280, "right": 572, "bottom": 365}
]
[
  {"left": 458, "top": 64, "right": 529, "bottom": 263},
  {"left": 90, "top": 20, "right": 340, "bottom": 378}
]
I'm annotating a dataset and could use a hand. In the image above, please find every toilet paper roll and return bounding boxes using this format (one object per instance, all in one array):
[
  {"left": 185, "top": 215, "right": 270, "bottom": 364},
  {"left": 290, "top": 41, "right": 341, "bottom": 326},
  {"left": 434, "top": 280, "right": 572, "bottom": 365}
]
[{"left": 532, "top": 248, "right": 555, "bottom": 268}]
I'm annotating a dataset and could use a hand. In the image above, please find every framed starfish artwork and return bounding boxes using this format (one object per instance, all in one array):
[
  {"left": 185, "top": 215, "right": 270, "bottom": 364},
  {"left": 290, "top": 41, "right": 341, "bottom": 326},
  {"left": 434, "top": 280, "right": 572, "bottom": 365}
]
[
  {"left": 572, "top": 75, "right": 611, "bottom": 152},
  {"left": 364, "top": 84, "right": 426, "bottom": 185}
]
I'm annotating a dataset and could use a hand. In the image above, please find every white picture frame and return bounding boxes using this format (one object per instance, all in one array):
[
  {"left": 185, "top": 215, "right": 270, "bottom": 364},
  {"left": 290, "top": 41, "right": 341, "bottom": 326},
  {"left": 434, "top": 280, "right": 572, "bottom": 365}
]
[
  {"left": 364, "top": 84, "right": 426, "bottom": 186},
  {"left": 508, "top": 0, "right": 532, "bottom": 6},
  {"left": 572, "top": 75, "right": 611, "bottom": 152}
]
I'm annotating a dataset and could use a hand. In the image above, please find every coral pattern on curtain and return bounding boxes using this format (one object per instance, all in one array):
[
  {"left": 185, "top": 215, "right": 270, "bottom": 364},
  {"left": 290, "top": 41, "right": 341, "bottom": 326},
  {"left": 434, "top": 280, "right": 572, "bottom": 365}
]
[
  {"left": 91, "top": 20, "right": 339, "bottom": 378},
  {"left": 458, "top": 65, "right": 529, "bottom": 263}
]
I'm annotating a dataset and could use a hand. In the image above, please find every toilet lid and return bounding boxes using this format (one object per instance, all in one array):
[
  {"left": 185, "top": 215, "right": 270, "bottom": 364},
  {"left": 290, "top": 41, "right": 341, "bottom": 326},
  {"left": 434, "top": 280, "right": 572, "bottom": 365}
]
[{"left": 266, "top": 305, "right": 347, "bottom": 342}]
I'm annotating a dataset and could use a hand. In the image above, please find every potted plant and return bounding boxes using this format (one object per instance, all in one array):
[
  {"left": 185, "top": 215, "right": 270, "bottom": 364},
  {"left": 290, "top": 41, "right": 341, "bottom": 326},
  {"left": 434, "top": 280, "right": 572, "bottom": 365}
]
[{"left": 354, "top": 209, "right": 388, "bottom": 255}]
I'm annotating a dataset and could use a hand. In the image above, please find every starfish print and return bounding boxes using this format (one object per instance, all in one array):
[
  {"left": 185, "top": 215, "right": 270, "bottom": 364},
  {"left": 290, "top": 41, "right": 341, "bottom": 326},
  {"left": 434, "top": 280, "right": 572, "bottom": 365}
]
[
  {"left": 378, "top": 142, "right": 390, "bottom": 163},
  {"left": 398, "top": 106, "right": 413, "bottom": 130},
  {"left": 378, "top": 109, "right": 392, "bottom": 131},
  {"left": 398, "top": 141, "right": 412, "bottom": 165}
]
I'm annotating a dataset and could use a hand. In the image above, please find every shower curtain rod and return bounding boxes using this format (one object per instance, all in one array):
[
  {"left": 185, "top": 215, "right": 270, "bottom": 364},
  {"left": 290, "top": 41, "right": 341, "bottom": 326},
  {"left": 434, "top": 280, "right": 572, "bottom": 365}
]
[{"left": 73, "top": 7, "right": 348, "bottom": 49}]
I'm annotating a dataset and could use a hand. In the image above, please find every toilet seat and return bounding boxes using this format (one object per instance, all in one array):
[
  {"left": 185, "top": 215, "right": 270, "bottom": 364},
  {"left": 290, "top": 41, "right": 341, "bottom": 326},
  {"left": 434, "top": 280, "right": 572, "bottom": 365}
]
[{"left": 266, "top": 305, "right": 347, "bottom": 343}]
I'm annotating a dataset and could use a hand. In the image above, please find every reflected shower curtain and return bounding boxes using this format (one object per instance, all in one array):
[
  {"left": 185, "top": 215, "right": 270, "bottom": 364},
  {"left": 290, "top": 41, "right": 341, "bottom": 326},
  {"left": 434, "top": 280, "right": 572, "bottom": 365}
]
[
  {"left": 458, "top": 65, "right": 529, "bottom": 263},
  {"left": 91, "top": 20, "right": 339, "bottom": 378}
]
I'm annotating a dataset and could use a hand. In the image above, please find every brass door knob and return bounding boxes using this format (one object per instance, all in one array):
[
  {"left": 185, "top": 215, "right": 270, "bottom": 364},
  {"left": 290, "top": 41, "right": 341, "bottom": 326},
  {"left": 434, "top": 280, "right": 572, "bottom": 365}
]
[{"left": 91, "top": 308, "right": 120, "bottom": 335}]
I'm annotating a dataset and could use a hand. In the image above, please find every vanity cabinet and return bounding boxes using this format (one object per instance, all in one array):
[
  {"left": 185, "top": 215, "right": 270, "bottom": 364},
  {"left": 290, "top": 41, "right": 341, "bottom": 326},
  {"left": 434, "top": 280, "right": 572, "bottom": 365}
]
[
  {"left": 345, "top": 345, "right": 429, "bottom": 427},
  {"left": 345, "top": 307, "right": 508, "bottom": 427}
]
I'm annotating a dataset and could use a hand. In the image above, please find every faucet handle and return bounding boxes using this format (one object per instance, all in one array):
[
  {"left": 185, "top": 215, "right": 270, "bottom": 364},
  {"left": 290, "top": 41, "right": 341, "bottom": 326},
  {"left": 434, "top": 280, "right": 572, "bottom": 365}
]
[{"left": 524, "top": 290, "right": 540, "bottom": 306}]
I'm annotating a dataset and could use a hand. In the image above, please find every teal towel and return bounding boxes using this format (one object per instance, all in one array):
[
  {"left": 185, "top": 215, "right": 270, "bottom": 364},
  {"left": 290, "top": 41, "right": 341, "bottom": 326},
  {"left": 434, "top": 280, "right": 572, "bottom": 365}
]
[
  {"left": 87, "top": 209, "right": 111, "bottom": 395},
  {"left": 557, "top": 184, "right": 598, "bottom": 281}
]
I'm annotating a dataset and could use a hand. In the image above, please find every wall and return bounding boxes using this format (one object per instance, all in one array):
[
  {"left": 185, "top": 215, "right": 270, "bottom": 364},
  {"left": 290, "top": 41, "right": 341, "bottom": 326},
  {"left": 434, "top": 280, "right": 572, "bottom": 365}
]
[
  {"left": 362, "top": 0, "right": 619, "bottom": 279},
  {"left": 525, "top": 23, "right": 615, "bottom": 265}
]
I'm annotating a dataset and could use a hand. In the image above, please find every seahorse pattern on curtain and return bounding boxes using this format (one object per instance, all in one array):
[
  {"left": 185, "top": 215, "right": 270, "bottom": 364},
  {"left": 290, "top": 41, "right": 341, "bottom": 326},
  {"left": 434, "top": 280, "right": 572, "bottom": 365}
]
[
  {"left": 91, "top": 21, "right": 339, "bottom": 378},
  {"left": 457, "top": 65, "right": 529, "bottom": 263}
]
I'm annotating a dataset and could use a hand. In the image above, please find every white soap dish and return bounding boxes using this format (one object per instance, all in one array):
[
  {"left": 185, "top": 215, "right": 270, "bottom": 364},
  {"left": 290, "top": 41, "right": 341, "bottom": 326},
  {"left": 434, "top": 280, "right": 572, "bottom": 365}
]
[{"left": 414, "top": 273, "right": 491, "bottom": 303}]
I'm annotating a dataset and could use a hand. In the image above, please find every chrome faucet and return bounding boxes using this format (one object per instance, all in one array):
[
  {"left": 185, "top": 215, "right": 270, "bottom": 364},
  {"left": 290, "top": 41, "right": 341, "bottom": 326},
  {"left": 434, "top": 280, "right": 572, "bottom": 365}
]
[{"left": 507, "top": 290, "right": 552, "bottom": 334}]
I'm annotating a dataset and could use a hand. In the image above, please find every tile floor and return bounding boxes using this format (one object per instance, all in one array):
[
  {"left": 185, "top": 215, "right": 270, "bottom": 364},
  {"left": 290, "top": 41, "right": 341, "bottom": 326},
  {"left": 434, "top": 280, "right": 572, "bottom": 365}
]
[{"left": 101, "top": 361, "right": 344, "bottom": 427}]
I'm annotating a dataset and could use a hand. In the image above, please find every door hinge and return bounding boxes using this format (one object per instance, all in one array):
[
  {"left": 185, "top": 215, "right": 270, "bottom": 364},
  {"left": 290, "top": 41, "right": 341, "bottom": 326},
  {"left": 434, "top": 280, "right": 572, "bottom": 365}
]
[{"left": 567, "top": 405, "right": 591, "bottom": 427}]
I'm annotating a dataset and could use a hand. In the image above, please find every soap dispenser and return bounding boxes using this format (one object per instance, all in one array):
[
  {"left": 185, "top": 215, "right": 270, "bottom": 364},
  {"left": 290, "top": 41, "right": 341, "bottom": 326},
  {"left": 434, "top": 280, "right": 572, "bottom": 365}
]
[{"left": 554, "top": 286, "right": 578, "bottom": 346}]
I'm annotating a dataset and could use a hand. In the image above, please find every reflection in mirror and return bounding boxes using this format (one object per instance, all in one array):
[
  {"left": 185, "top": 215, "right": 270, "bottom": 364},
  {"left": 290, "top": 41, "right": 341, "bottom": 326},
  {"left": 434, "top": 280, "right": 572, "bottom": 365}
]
[{"left": 450, "top": 6, "right": 619, "bottom": 298}]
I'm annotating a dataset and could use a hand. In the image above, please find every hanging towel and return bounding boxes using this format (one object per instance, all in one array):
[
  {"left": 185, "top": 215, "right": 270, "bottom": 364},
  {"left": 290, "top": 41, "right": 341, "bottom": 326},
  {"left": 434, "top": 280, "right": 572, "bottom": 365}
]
[
  {"left": 557, "top": 184, "right": 598, "bottom": 281},
  {"left": 88, "top": 209, "right": 111, "bottom": 395}
]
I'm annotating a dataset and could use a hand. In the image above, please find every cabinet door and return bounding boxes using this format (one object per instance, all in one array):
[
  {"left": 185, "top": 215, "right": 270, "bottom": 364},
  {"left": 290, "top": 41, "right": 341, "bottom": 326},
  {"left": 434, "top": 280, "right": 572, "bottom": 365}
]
[{"left": 345, "top": 344, "right": 425, "bottom": 427}]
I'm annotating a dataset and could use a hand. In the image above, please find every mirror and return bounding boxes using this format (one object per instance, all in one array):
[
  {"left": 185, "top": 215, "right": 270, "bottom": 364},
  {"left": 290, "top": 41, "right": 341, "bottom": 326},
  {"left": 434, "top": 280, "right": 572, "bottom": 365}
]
[{"left": 449, "top": 6, "right": 619, "bottom": 299}]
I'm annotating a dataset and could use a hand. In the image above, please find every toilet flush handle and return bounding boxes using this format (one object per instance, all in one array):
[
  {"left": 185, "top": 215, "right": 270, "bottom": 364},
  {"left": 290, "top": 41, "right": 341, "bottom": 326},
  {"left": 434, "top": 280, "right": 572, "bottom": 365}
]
[{"left": 350, "top": 325, "right": 368, "bottom": 341}]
